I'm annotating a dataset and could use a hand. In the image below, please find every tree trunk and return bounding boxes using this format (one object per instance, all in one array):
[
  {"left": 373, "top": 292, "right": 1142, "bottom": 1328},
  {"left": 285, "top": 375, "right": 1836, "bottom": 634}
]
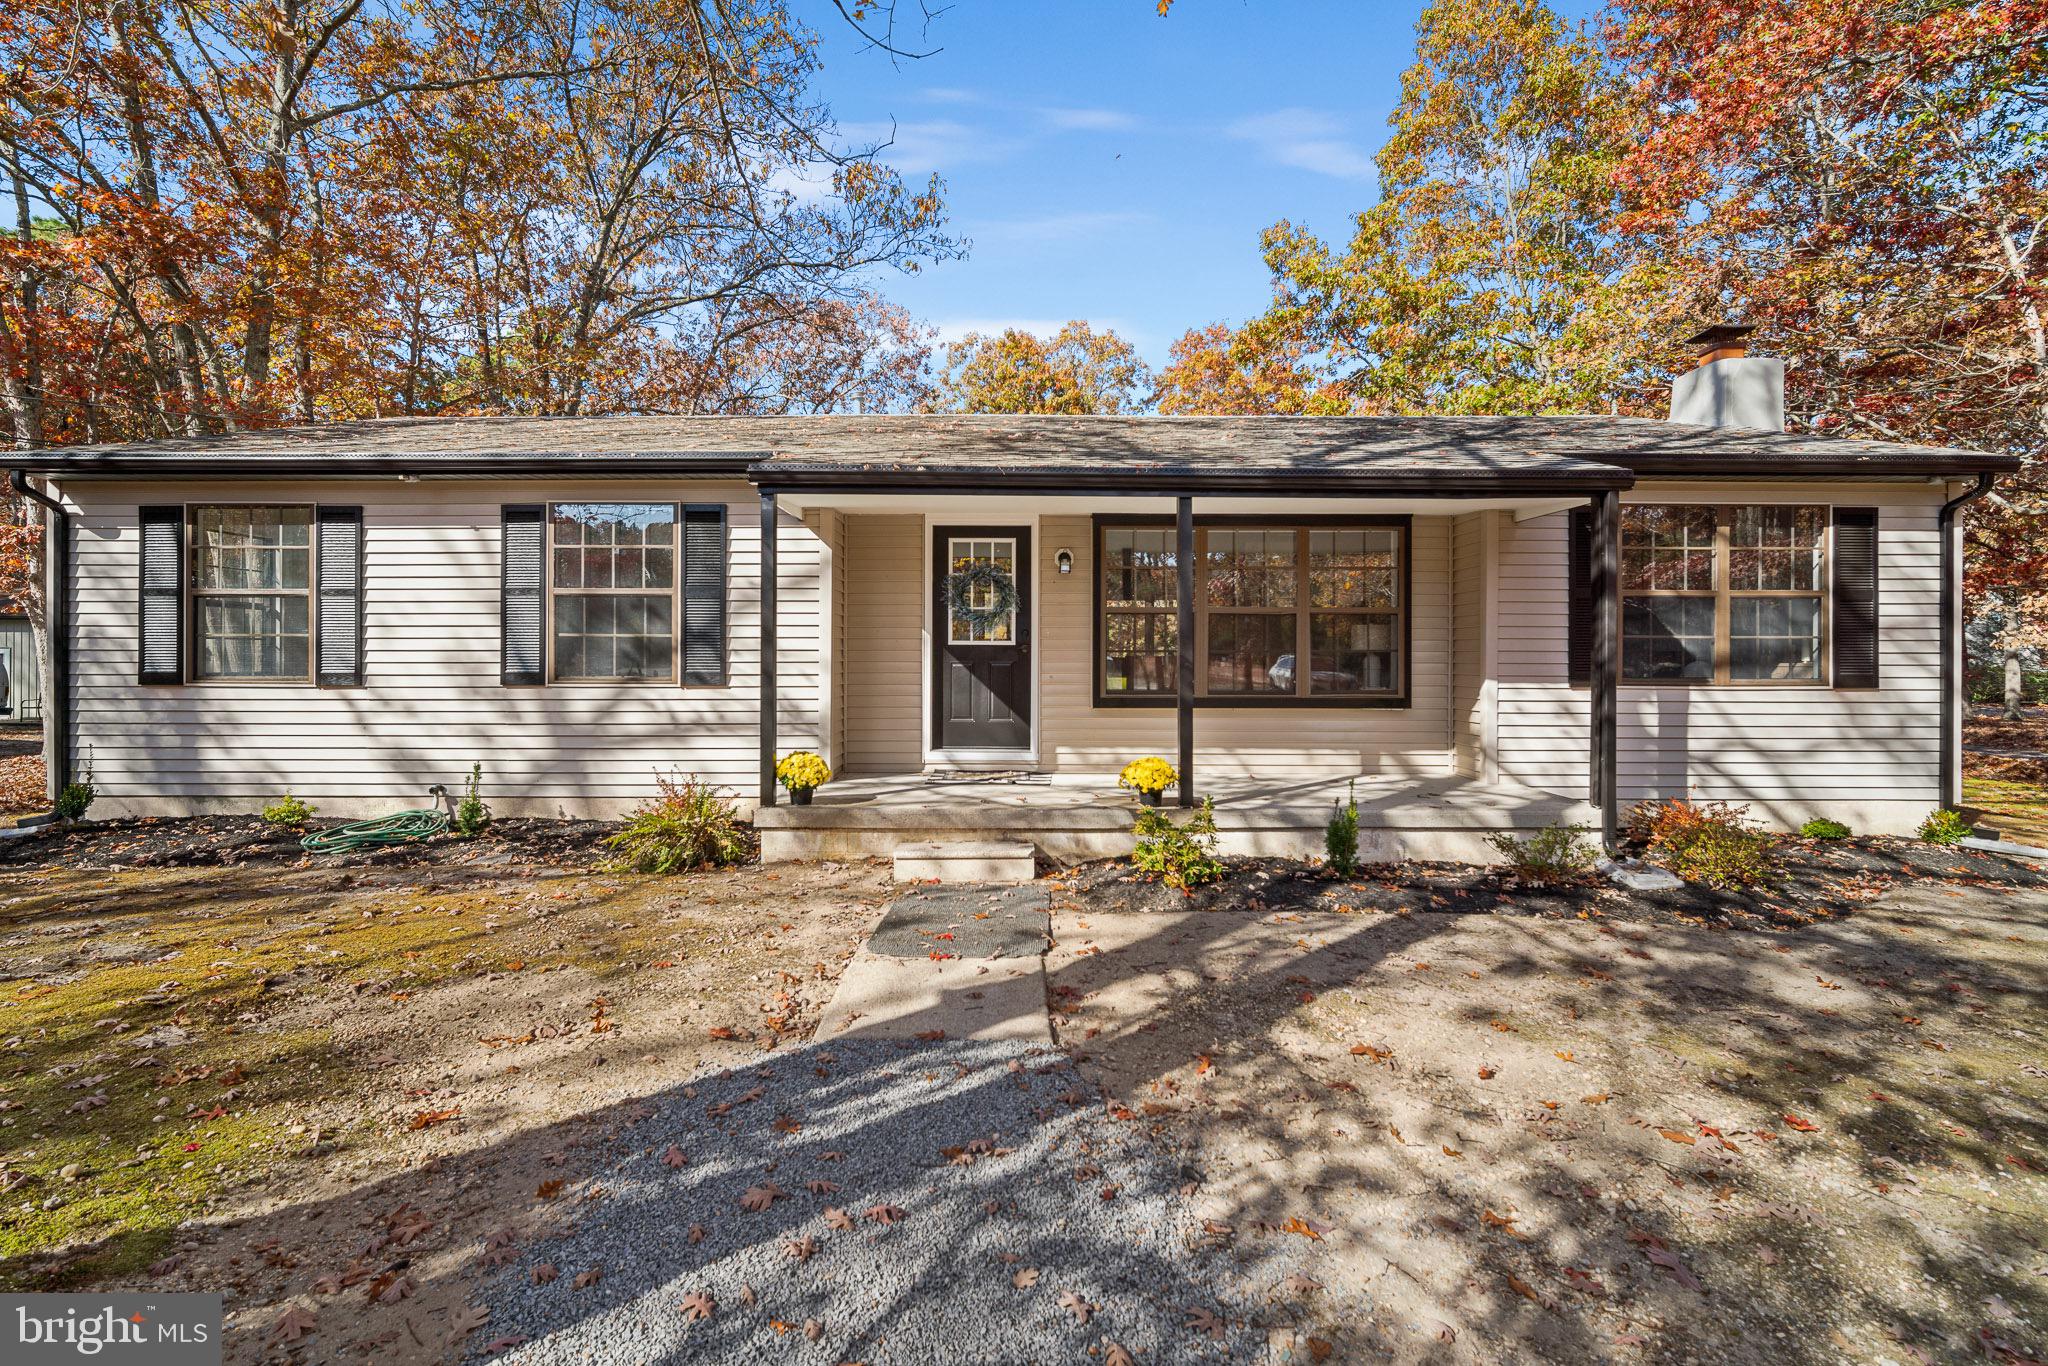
[{"left": 2006, "top": 648, "right": 2026, "bottom": 721}]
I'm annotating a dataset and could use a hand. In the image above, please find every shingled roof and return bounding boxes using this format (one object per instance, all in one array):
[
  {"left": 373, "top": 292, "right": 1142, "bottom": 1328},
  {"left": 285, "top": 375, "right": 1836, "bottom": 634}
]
[{"left": 1, "top": 412, "right": 2019, "bottom": 486}]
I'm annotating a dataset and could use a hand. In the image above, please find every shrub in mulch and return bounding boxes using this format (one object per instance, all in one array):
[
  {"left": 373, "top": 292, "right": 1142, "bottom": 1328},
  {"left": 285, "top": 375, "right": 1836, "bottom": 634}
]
[
  {"left": 0, "top": 815, "right": 617, "bottom": 871},
  {"left": 1055, "top": 836, "right": 2046, "bottom": 931}
]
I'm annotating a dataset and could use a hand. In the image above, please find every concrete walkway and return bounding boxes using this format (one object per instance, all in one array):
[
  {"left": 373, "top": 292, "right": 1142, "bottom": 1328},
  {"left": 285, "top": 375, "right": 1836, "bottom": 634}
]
[{"left": 821, "top": 883, "right": 1053, "bottom": 1044}]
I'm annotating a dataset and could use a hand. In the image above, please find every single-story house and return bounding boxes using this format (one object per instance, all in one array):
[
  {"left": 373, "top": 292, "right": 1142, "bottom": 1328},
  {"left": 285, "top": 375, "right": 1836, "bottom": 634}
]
[{"left": 2, "top": 330, "right": 2020, "bottom": 862}]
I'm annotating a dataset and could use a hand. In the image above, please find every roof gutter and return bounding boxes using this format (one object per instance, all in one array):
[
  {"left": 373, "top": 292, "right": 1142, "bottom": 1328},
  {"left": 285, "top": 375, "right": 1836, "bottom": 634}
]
[
  {"left": 6, "top": 470, "right": 68, "bottom": 801},
  {"left": 0, "top": 451, "right": 765, "bottom": 478},
  {"left": 1940, "top": 472, "right": 1997, "bottom": 809}
]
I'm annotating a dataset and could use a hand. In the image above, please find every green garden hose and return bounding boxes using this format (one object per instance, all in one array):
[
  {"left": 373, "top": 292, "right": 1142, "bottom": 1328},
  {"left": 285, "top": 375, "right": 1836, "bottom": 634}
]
[{"left": 300, "top": 809, "right": 450, "bottom": 854}]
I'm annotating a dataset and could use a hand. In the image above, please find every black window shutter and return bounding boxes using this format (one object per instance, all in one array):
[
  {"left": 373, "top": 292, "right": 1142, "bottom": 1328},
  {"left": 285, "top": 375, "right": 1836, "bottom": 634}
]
[
  {"left": 315, "top": 506, "right": 365, "bottom": 686},
  {"left": 1566, "top": 505, "right": 1594, "bottom": 687},
  {"left": 137, "top": 505, "right": 185, "bottom": 684},
  {"left": 681, "top": 504, "right": 728, "bottom": 686},
  {"left": 1832, "top": 506, "right": 1880, "bottom": 688},
  {"left": 501, "top": 505, "right": 545, "bottom": 685}
]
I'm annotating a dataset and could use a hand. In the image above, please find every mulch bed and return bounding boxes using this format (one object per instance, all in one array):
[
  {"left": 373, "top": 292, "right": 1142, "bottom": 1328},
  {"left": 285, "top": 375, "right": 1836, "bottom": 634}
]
[
  {"left": 1054, "top": 836, "right": 2048, "bottom": 931},
  {"left": 0, "top": 815, "right": 618, "bottom": 871}
]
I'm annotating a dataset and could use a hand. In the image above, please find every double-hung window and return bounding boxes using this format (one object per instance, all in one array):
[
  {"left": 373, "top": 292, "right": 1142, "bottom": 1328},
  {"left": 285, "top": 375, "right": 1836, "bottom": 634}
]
[
  {"left": 192, "top": 505, "right": 313, "bottom": 680},
  {"left": 549, "top": 503, "right": 677, "bottom": 681},
  {"left": 1619, "top": 504, "right": 1826, "bottom": 684},
  {"left": 1096, "top": 519, "right": 1407, "bottom": 705}
]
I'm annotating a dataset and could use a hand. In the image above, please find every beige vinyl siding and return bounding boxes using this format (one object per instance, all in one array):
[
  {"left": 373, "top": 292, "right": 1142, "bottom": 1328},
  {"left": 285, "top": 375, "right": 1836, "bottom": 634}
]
[
  {"left": 1494, "top": 482, "right": 1943, "bottom": 819},
  {"left": 67, "top": 479, "right": 823, "bottom": 817},
  {"left": 1042, "top": 513, "right": 1456, "bottom": 778},
  {"left": 839, "top": 513, "right": 924, "bottom": 773}
]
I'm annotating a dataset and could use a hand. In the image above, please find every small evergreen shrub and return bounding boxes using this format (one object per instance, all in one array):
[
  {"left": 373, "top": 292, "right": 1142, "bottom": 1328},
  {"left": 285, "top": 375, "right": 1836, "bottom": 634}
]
[
  {"left": 1918, "top": 808, "right": 1972, "bottom": 846},
  {"left": 1800, "top": 817, "right": 1852, "bottom": 840},
  {"left": 1325, "top": 781, "right": 1360, "bottom": 877},
  {"left": 1634, "top": 799, "right": 1780, "bottom": 890},
  {"left": 606, "top": 774, "right": 751, "bottom": 873},
  {"left": 53, "top": 751, "right": 95, "bottom": 822},
  {"left": 454, "top": 762, "right": 492, "bottom": 837},
  {"left": 1485, "top": 823, "right": 1598, "bottom": 884},
  {"left": 262, "top": 793, "right": 316, "bottom": 827},
  {"left": 1132, "top": 797, "right": 1224, "bottom": 890}
]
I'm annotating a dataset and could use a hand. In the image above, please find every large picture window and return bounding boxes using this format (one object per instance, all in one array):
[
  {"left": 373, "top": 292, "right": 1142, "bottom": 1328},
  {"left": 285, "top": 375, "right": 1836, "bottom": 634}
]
[
  {"left": 1095, "top": 519, "right": 1407, "bottom": 706},
  {"left": 549, "top": 503, "right": 676, "bottom": 681},
  {"left": 1620, "top": 503, "right": 1825, "bottom": 684},
  {"left": 192, "top": 505, "right": 312, "bottom": 680}
]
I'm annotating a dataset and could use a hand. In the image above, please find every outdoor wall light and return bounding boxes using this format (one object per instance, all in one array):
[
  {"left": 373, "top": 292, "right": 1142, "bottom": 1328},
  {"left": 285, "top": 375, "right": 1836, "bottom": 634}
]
[{"left": 1056, "top": 548, "right": 1073, "bottom": 575}]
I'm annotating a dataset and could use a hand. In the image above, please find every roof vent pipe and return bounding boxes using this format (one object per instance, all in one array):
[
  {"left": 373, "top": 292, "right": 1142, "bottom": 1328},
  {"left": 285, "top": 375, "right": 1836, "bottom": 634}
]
[{"left": 1669, "top": 323, "right": 1784, "bottom": 432}]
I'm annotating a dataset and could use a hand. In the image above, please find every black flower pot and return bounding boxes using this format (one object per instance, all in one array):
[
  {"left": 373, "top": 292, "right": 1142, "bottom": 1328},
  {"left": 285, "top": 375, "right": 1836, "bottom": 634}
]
[
  {"left": 788, "top": 787, "right": 814, "bottom": 807},
  {"left": 1139, "top": 789, "right": 1163, "bottom": 807}
]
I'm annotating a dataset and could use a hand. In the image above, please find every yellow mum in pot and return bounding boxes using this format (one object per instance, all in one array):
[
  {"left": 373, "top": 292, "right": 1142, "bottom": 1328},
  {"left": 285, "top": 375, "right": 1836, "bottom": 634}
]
[
  {"left": 1118, "top": 756, "right": 1179, "bottom": 805},
  {"left": 776, "top": 751, "right": 832, "bottom": 805}
]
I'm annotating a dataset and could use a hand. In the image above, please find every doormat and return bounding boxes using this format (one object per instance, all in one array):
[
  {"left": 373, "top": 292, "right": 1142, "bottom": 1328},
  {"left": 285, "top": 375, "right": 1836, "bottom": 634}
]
[{"left": 923, "top": 770, "right": 1049, "bottom": 785}]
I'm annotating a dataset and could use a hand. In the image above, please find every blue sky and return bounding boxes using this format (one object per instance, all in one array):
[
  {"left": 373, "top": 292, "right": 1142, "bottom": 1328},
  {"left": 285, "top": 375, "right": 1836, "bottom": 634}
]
[{"left": 807, "top": 0, "right": 1602, "bottom": 368}]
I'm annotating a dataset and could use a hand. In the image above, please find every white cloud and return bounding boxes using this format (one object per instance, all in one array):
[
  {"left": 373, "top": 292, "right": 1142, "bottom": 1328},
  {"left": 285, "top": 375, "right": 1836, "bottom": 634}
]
[
  {"left": 919, "top": 86, "right": 982, "bottom": 104},
  {"left": 1038, "top": 106, "right": 1138, "bottom": 133},
  {"left": 1226, "top": 107, "right": 1377, "bottom": 181},
  {"left": 837, "top": 118, "right": 1018, "bottom": 175},
  {"left": 764, "top": 162, "right": 837, "bottom": 206}
]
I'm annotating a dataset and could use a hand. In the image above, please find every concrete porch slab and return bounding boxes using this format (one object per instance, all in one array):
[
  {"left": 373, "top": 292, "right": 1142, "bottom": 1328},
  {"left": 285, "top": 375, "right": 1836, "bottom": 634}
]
[
  {"left": 756, "top": 772, "right": 1597, "bottom": 864},
  {"left": 892, "top": 840, "right": 1036, "bottom": 884}
]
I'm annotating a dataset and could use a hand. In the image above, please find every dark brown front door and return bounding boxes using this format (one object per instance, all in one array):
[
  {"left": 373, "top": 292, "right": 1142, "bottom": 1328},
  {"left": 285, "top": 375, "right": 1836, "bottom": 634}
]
[{"left": 932, "top": 526, "right": 1032, "bottom": 752}]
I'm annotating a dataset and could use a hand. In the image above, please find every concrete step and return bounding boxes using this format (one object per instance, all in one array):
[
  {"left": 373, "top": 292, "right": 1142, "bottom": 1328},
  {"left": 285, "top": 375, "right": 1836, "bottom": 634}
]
[{"left": 892, "top": 840, "right": 1036, "bottom": 884}]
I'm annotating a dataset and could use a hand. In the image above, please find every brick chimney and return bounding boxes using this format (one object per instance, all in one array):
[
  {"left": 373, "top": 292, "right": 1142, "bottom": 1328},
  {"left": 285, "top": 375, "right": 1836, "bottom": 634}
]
[{"left": 1669, "top": 323, "right": 1784, "bottom": 431}]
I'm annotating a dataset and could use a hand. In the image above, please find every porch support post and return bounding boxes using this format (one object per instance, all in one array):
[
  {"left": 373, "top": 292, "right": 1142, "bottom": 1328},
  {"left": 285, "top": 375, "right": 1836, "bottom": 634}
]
[
  {"left": 1591, "top": 489, "right": 1620, "bottom": 849},
  {"left": 759, "top": 489, "right": 778, "bottom": 809},
  {"left": 1176, "top": 495, "right": 1195, "bottom": 808}
]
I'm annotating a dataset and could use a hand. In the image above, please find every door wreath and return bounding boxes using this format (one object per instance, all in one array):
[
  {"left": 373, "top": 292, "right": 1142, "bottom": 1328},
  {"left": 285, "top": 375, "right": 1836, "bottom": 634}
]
[{"left": 945, "top": 562, "right": 1019, "bottom": 635}]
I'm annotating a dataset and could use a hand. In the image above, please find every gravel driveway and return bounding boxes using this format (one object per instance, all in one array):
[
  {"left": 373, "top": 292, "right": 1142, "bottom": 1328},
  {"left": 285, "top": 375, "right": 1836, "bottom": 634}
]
[{"left": 472, "top": 1038, "right": 1300, "bottom": 1364}]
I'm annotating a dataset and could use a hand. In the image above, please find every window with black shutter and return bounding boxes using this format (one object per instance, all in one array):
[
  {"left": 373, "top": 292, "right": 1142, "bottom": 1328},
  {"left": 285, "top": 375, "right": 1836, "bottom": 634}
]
[
  {"left": 681, "top": 504, "right": 729, "bottom": 686},
  {"left": 1567, "top": 505, "right": 1593, "bottom": 687},
  {"left": 315, "top": 506, "right": 365, "bottom": 686},
  {"left": 1831, "top": 507, "right": 1880, "bottom": 688},
  {"left": 137, "top": 505, "right": 185, "bottom": 684},
  {"left": 501, "top": 505, "right": 545, "bottom": 685}
]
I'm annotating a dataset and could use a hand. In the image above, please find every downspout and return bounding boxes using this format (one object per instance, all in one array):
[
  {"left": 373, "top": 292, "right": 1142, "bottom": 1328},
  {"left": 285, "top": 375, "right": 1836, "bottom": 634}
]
[
  {"left": 1938, "top": 473, "right": 1996, "bottom": 810},
  {"left": 7, "top": 470, "right": 68, "bottom": 800}
]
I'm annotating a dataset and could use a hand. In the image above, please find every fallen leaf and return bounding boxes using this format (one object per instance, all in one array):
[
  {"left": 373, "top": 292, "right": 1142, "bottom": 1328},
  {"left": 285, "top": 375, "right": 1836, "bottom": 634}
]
[
  {"left": 573, "top": 1267, "right": 602, "bottom": 1290},
  {"left": 1784, "top": 1114, "right": 1819, "bottom": 1133},
  {"left": 1013, "top": 1267, "right": 1040, "bottom": 1289},
  {"left": 661, "top": 1146, "right": 687, "bottom": 1168},
  {"left": 1658, "top": 1128, "right": 1698, "bottom": 1146},
  {"left": 1057, "top": 1289, "right": 1093, "bottom": 1324},
  {"left": 1645, "top": 1245, "right": 1704, "bottom": 1292},
  {"left": 740, "top": 1182, "right": 787, "bottom": 1212},
  {"left": 530, "top": 1264, "right": 558, "bottom": 1285},
  {"left": 267, "top": 1306, "right": 317, "bottom": 1345},
  {"left": 447, "top": 1304, "right": 489, "bottom": 1341},
  {"left": 1185, "top": 1305, "right": 1226, "bottom": 1340},
  {"left": 678, "top": 1290, "right": 715, "bottom": 1322},
  {"left": 864, "top": 1202, "right": 906, "bottom": 1226}
]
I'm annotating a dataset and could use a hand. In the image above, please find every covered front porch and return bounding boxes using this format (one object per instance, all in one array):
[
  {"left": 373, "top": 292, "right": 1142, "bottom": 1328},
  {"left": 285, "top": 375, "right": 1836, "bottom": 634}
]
[
  {"left": 750, "top": 447, "right": 1631, "bottom": 864},
  {"left": 753, "top": 770, "right": 1599, "bottom": 865}
]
